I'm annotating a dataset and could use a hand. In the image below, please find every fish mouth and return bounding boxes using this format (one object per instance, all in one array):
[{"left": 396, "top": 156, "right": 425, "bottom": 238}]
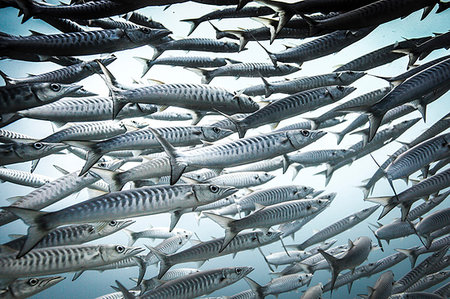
[
  {"left": 128, "top": 246, "right": 145, "bottom": 256},
  {"left": 241, "top": 266, "right": 254, "bottom": 277},
  {"left": 52, "top": 143, "right": 70, "bottom": 152},
  {"left": 222, "top": 186, "right": 238, "bottom": 198},
  {"left": 70, "top": 87, "right": 97, "bottom": 97},
  {"left": 314, "top": 131, "right": 327, "bottom": 139},
  {"left": 118, "top": 219, "right": 135, "bottom": 229},
  {"left": 45, "top": 276, "right": 66, "bottom": 286}
]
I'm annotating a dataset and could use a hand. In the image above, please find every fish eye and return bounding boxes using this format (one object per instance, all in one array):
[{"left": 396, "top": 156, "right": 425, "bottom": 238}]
[
  {"left": 115, "top": 245, "right": 125, "bottom": 253},
  {"left": 306, "top": 204, "right": 312, "bottom": 209},
  {"left": 236, "top": 268, "right": 242, "bottom": 274},
  {"left": 301, "top": 130, "right": 310, "bottom": 137},
  {"left": 303, "top": 187, "right": 307, "bottom": 190},
  {"left": 99, "top": 162, "right": 106, "bottom": 168},
  {"left": 266, "top": 231, "right": 272, "bottom": 236},
  {"left": 50, "top": 83, "right": 61, "bottom": 92},
  {"left": 179, "top": 240, "right": 182, "bottom": 244},
  {"left": 318, "top": 200, "right": 322, "bottom": 204},
  {"left": 337, "top": 86, "right": 344, "bottom": 91},
  {"left": 212, "top": 127, "right": 220, "bottom": 134},
  {"left": 253, "top": 175, "right": 259, "bottom": 180},
  {"left": 140, "top": 28, "right": 151, "bottom": 34},
  {"left": 28, "top": 278, "right": 39, "bottom": 286},
  {"left": 109, "top": 220, "right": 117, "bottom": 226},
  {"left": 209, "top": 185, "right": 219, "bottom": 193},
  {"left": 33, "top": 142, "right": 44, "bottom": 149}
]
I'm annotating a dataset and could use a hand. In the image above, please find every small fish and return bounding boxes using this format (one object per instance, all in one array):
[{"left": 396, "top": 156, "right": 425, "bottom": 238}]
[{"left": 0, "top": 276, "right": 65, "bottom": 299}]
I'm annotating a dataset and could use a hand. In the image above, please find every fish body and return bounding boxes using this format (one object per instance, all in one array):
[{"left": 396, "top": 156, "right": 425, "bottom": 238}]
[
  {"left": 0, "top": 167, "right": 52, "bottom": 188},
  {"left": 123, "top": 226, "right": 192, "bottom": 246},
  {"left": 0, "top": 28, "right": 170, "bottom": 57},
  {"left": 361, "top": 270, "right": 394, "bottom": 299}
]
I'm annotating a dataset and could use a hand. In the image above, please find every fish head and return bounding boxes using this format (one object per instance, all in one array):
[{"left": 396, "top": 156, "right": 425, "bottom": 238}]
[
  {"left": 96, "top": 158, "right": 126, "bottom": 171},
  {"left": 286, "top": 129, "right": 327, "bottom": 149},
  {"left": 218, "top": 267, "right": 254, "bottom": 285},
  {"left": 234, "top": 94, "right": 260, "bottom": 113},
  {"left": 14, "top": 142, "right": 68, "bottom": 160},
  {"left": 256, "top": 230, "right": 283, "bottom": 245},
  {"left": 336, "top": 70, "right": 366, "bottom": 83},
  {"left": 326, "top": 85, "right": 357, "bottom": 101},
  {"left": 100, "top": 245, "right": 144, "bottom": 263},
  {"left": 310, "top": 198, "right": 330, "bottom": 210},
  {"left": 94, "top": 219, "right": 135, "bottom": 236},
  {"left": 124, "top": 27, "right": 172, "bottom": 44},
  {"left": 70, "top": 87, "right": 97, "bottom": 97},
  {"left": 357, "top": 205, "right": 380, "bottom": 218},
  {"left": 200, "top": 126, "right": 234, "bottom": 142},
  {"left": 392, "top": 118, "right": 421, "bottom": 136},
  {"left": 293, "top": 185, "right": 315, "bottom": 198},
  {"left": 32, "top": 83, "right": 83, "bottom": 103},
  {"left": 223, "top": 41, "right": 241, "bottom": 52},
  {"left": 193, "top": 184, "right": 238, "bottom": 203},
  {"left": 175, "top": 230, "right": 193, "bottom": 246},
  {"left": 11, "top": 276, "right": 65, "bottom": 298}
]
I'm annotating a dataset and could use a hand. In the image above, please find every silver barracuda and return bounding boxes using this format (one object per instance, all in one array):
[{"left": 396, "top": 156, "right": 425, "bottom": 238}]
[
  {"left": 245, "top": 273, "right": 312, "bottom": 299},
  {"left": 0, "top": 167, "right": 52, "bottom": 188},
  {"left": 123, "top": 226, "right": 192, "bottom": 246},
  {"left": 4, "top": 184, "right": 237, "bottom": 257},
  {"left": 358, "top": 270, "right": 394, "bottom": 299},
  {"left": 0, "top": 276, "right": 65, "bottom": 299},
  {"left": 0, "top": 141, "right": 68, "bottom": 166}
]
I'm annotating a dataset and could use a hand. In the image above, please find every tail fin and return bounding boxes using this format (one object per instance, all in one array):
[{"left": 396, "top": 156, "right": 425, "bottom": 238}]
[
  {"left": 123, "top": 229, "right": 139, "bottom": 246},
  {"left": 146, "top": 246, "right": 173, "bottom": 279},
  {"left": 147, "top": 128, "right": 187, "bottom": 185},
  {"left": 395, "top": 248, "right": 419, "bottom": 268},
  {"left": 113, "top": 280, "right": 136, "bottom": 299},
  {"left": 244, "top": 277, "right": 264, "bottom": 299},
  {"left": 89, "top": 167, "right": 124, "bottom": 192},
  {"left": 151, "top": 46, "right": 164, "bottom": 60},
  {"left": 437, "top": 1, "right": 450, "bottom": 13},
  {"left": 1, "top": 207, "right": 51, "bottom": 258},
  {"left": 251, "top": 35, "right": 278, "bottom": 66},
  {"left": 0, "top": 113, "right": 22, "bottom": 128},
  {"left": 180, "top": 17, "right": 201, "bottom": 36},
  {"left": 133, "top": 256, "right": 147, "bottom": 286},
  {"left": 318, "top": 249, "right": 340, "bottom": 295},
  {"left": 134, "top": 57, "right": 153, "bottom": 78},
  {"left": 13, "top": 0, "right": 36, "bottom": 23},
  {"left": 96, "top": 60, "right": 127, "bottom": 119},
  {"left": 367, "top": 112, "right": 384, "bottom": 143},
  {"left": 0, "top": 70, "right": 14, "bottom": 85},
  {"left": 261, "top": 77, "right": 275, "bottom": 98},
  {"left": 203, "top": 212, "right": 236, "bottom": 252},
  {"left": 298, "top": 262, "right": 315, "bottom": 274},
  {"left": 185, "top": 67, "right": 213, "bottom": 84},
  {"left": 364, "top": 196, "right": 395, "bottom": 220},
  {"left": 213, "top": 108, "right": 247, "bottom": 138},
  {"left": 63, "top": 141, "right": 103, "bottom": 177}
]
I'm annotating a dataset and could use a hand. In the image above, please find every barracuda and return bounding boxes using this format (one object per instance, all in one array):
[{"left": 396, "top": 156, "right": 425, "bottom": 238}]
[
  {"left": 123, "top": 226, "right": 192, "bottom": 246},
  {"left": 0, "top": 82, "right": 82, "bottom": 114},
  {"left": 242, "top": 71, "right": 365, "bottom": 98},
  {"left": 193, "top": 62, "right": 301, "bottom": 84},
  {"left": 0, "top": 141, "right": 68, "bottom": 167},
  {"left": 292, "top": 205, "right": 379, "bottom": 250},
  {"left": 0, "top": 244, "right": 143, "bottom": 279},
  {"left": 0, "top": 276, "right": 65, "bottom": 299},
  {"left": 230, "top": 86, "right": 355, "bottom": 138},
  {"left": 385, "top": 133, "right": 450, "bottom": 181},
  {"left": 359, "top": 271, "right": 394, "bottom": 299},
  {"left": 406, "top": 271, "right": 450, "bottom": 293},
  {"left": 366, "top": 168, "right": 450, "bottom": 221},
  {"left": 205, "top": 198, "right": 329, "bottom": 252},
  {"left": 0, "top": 28, "right": 171, "bottom": 57},
  {"left": 245, "top": 273, "right": 312, "bottom": 298},
  {"left": 0, "top": 167, "right": 52, "bottom": 188},
  {"left": 2, "top": 220, "right": 133, "bottom": 252},
  {"left": 151, "top": 128, "right": 326, "bottom": 185},
  {"left": 415, "top": 208, "right": 450, "bottom": 248},
  {"left": 4, "top": 184, "right": 236, "bottom": 257},
  {"left": 0, "top": 56, "right": 116, "bottom": 85},
  {"left": 149, "top": 230, "right": 281, "bottom": 279}
]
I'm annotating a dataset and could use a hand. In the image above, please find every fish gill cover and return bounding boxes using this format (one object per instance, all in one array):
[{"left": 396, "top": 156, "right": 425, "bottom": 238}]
[{"left": 0, "top": 0, "right": 449, "bottom": 298}]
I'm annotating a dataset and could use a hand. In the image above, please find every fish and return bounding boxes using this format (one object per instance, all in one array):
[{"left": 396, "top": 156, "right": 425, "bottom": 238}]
[
  {"left": 150, "top": 230, "right": 281, "bottom": 279},
  {"left": 0, "top": 276, "right": 65, "bottom": 299},
  {"left": 0, "top": 82, "right": 83, "bottom": 114},
  {"left": 301, "top": 283, "right": 323, "bottom": 299},
  {"left": 358, "top": 270, "right": 394, "bottom": 299},
  {"left": 186, "top": 171, "right": 275, "bottom": 189},
  {"left": 0, "top": 56, "right": 116, "bottom": 85},
  {"left": 318, "top": 236, "right": 373, "bottom": 294},
  {"left": 123, "top": 226, "right": 192, "bottom": 246},
  {"left": 366, "top": 168, "right": 450, "bottom": 220},
  {"left": 406, "top": 270, "right": 450, "bottom": 293},
  {"left": 371, "top": 219, "right": 416, "bottom": 250},
  {"left": 415, "top": 208, "right": 450, "bottom": 248},
  {"left": 228, "top": 86, "right": 355, "bottom": 138},
  {"left": 0, "top": 141, "right": 68, "bottom": 167},
  {"left": 245, "top": 273, "right": 312, "bottom": 298},
  {"left": 0, "top": 166, "right": 52, "bottom": 188},
  {"left": 205, "top": 198, "right": 329, "bottom": 252},
  {"left": 4, "top": 184, "right": 237, "bottom": 257},
  {"left": 115, "top": 266, "right": 253, "bottom": 299},
  {"left": 0, "top": 244, "right": 143, "bottom": 279},
  {"left": 1, "top": 220, "right": 133, "bottom": 253},
  {"left": 191, "top": 62, "right": 301, "bottom": 84},
  {"left": 292, "top": 205, "right": 379, "bottom": 250},
  {"left": 397, "top": 31, "right": 450, "bottom": 66},
  {"left": 391, "top": 246, "right": 449, "bottom": 294}
]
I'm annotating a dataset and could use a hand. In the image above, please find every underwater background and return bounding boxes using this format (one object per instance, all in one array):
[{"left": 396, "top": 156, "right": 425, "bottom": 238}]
[{"left": 0, "top": 2, "right": 449, "bottom": 298}]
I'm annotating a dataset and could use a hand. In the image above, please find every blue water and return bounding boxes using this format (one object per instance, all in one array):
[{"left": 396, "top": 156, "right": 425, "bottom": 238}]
[{"left": 0, "top": 2, "right": 449, "bottom": 298}]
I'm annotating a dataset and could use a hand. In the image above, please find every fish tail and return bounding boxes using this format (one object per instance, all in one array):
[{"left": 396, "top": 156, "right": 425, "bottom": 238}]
[
  {"left": 400, "top": 202, "right": 412, "bottom": 222},
  {"left": 291, "top": 164, "right": 304, "bottom": 180},
  {"left": 260, "top": 76, "right": 275, "bottom": 98},
  {"left": 123, "top": 229, "right": 139, "bottom": 246},
  {"left": 185, "top": 67, "right": 213, "bottom": 84},
  {"left": 113, "top": 280, "right": 136, "bottom": 299},
  {"left": 299, "top": 262, "right": 315, "bottom": 274},
  {"left": 148, "top": 128, "right": 187, "bottom": 185},
  {"left": 89, "top": 167, "right": 124, "bottom": 192},
  {"left": 299, "top": 13, "right": 320, "bottom": 36},
  {"left": 1, "top": 206, "right": 51, "bottom": 257},
  {"left": 203, "top": 212, "right": 236, "bottom": 252},
  {"left": 146, "top": 246, "right": 173, "bottom": 279},
  {"left": 395, "top": 248, "right": 419, "bottom": 268},
  {"left": 367, "top": 112, "right": 384, "bottom": 143},
  {"left": 151, "top": 46, "right": 163, "bottom": 60},
  {"left": 318, "top": 249, "right": 340, "bottom": 295},
  {"left": 180, "top": 17, "right": 201, "bottom": 36},
  {"left": 13, "top": 0, "right": 36, "bottom": 23},
  {"left": 244, "top": 277, "right": 264, "bottom": 299},
  {"left": 0, "top": 70, "right": 14, "bottom": 85},
  {"left": 134, "top": 56, "right": 154, "bottom": 78},
  {"left": 133, "top": 256, "right": 147, "bottom": 286},
  {"left": 437, "top": 1, "right": 450, "bottom": 13},
  {"left": 0, "top": 113, "right": 22, "bottom": 128}
]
